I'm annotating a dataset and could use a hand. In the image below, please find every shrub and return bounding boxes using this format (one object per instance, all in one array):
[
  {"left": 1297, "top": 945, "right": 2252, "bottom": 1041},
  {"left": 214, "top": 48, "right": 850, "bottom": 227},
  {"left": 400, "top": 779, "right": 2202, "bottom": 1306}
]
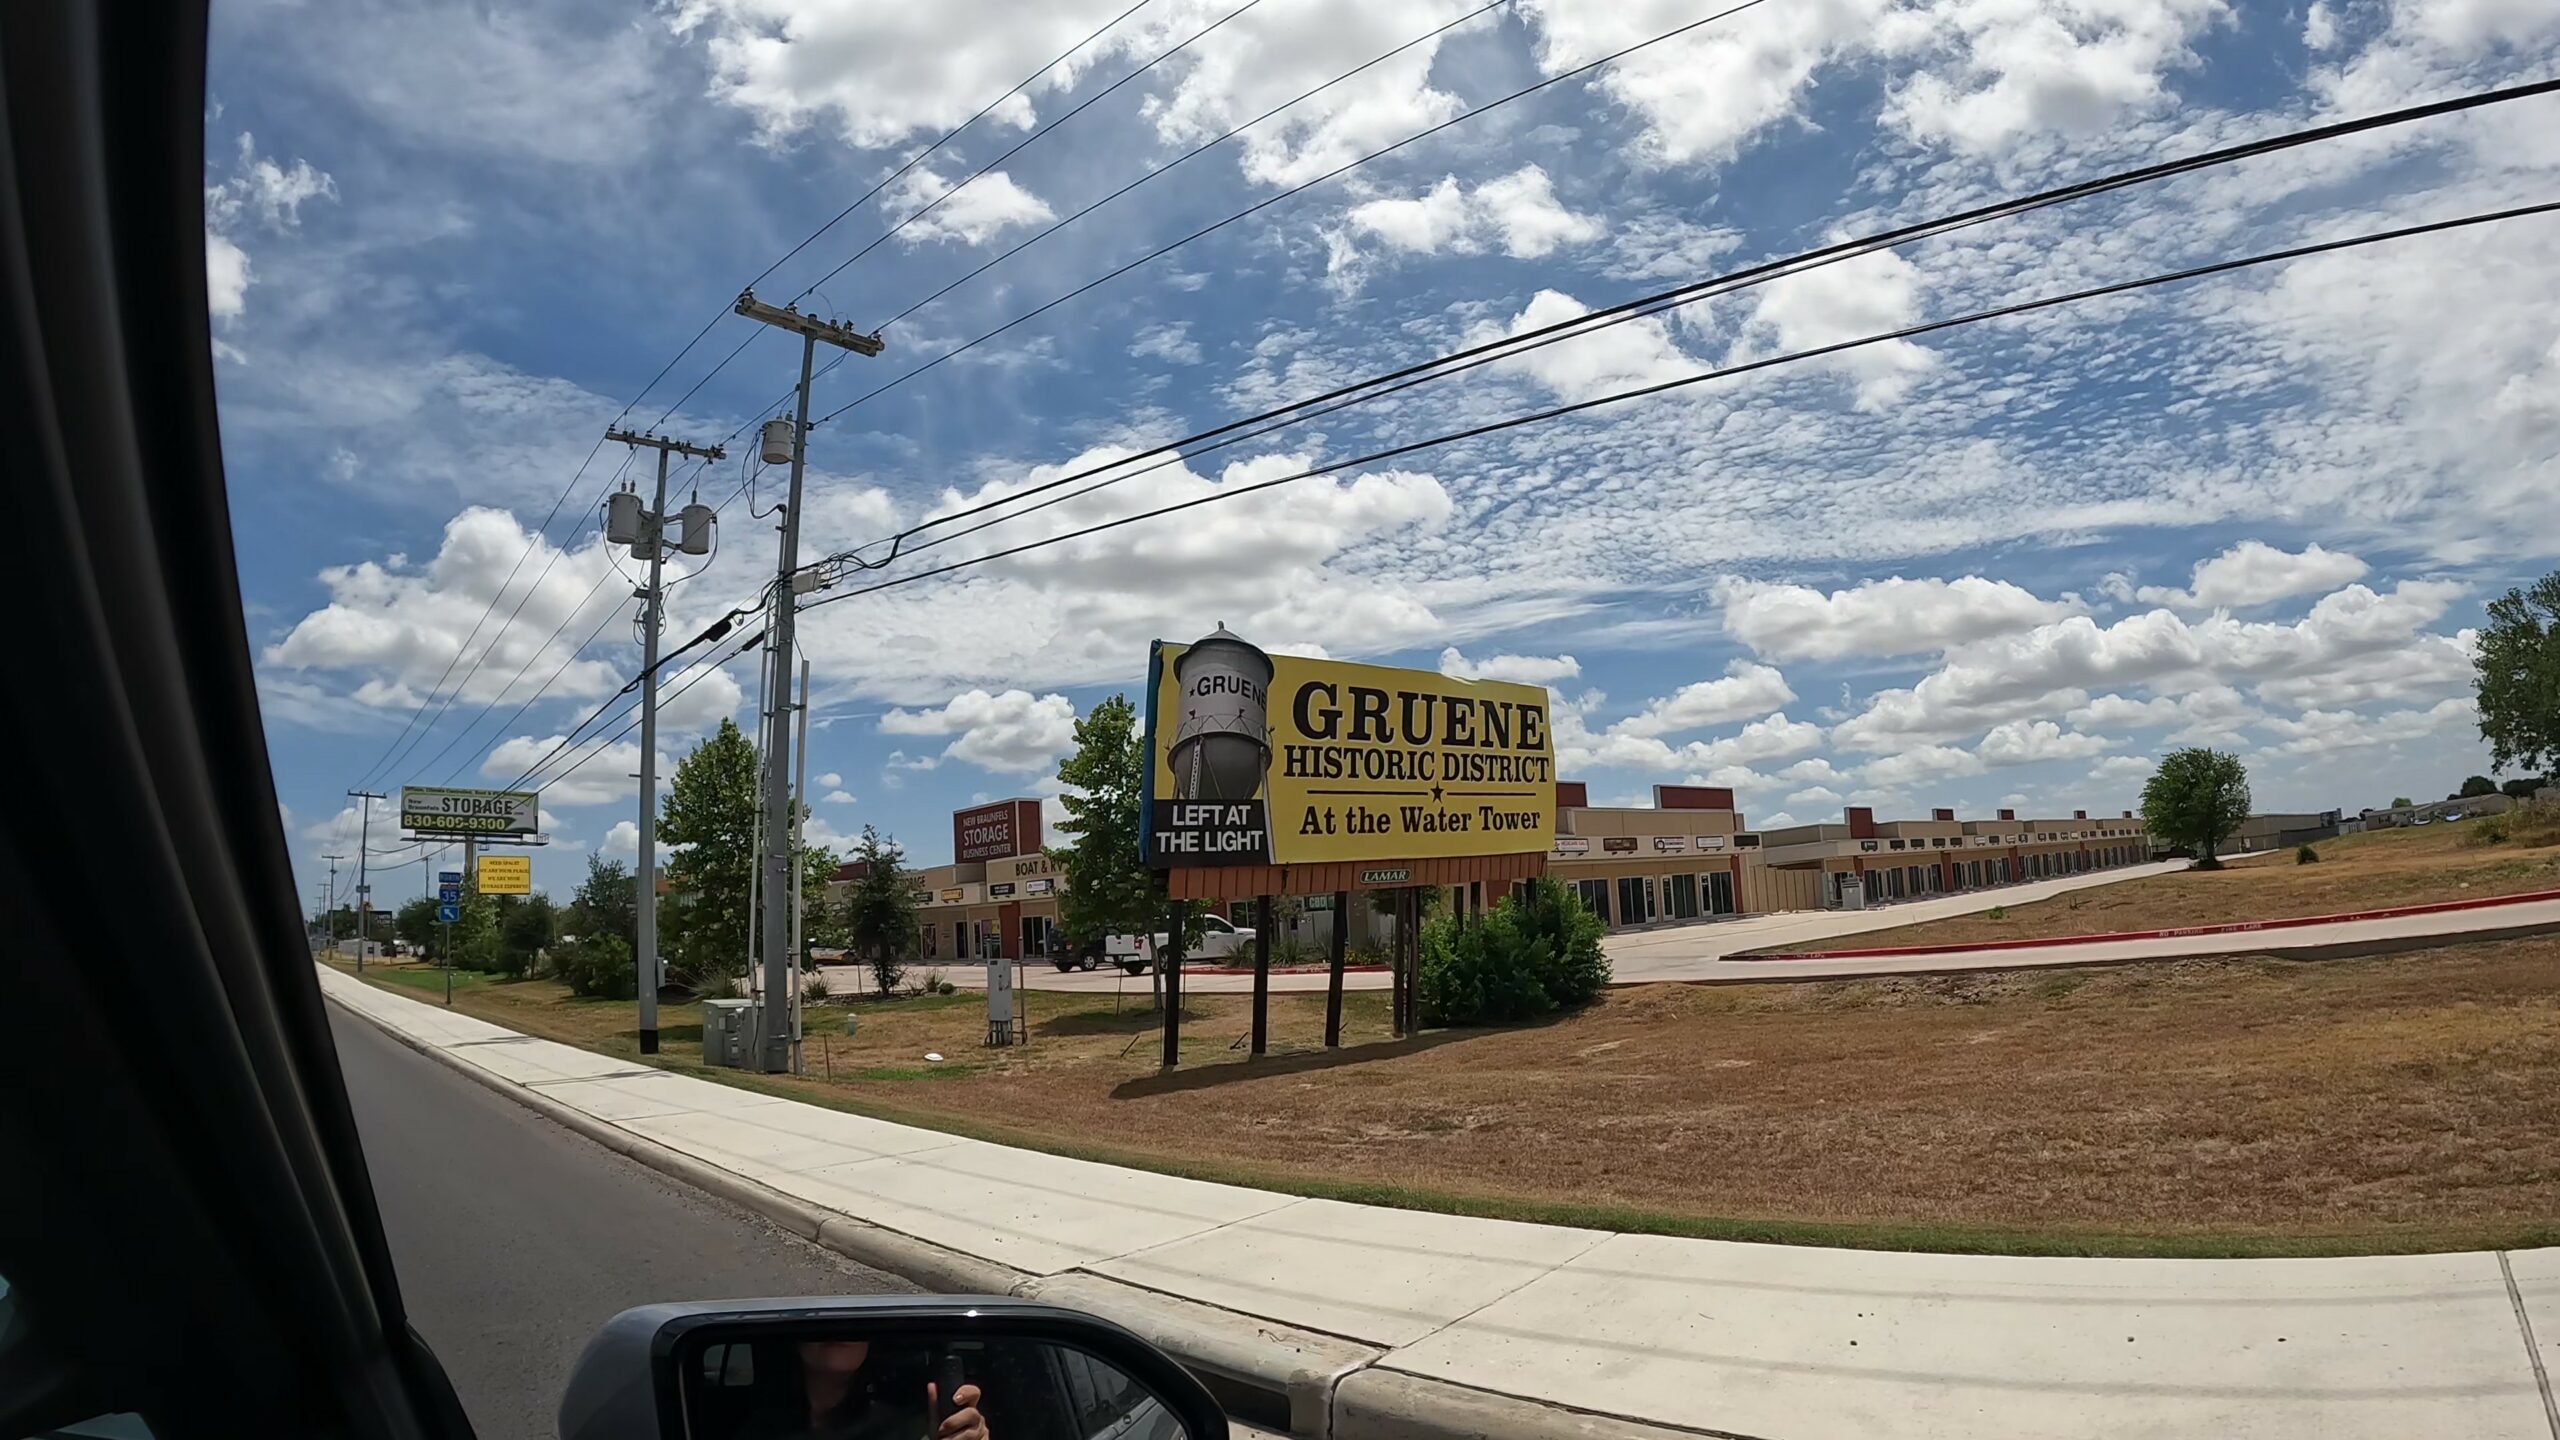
[
  {"left": 556, "top": 932, "right": 635, "bottom": 1001},
  {"left": 2296, "top": 844, "right": 2320, "bottom": 865},
  {"left": 1985, "top": 905, "right": 2007, "bottom": 921},
  {"left": 801, "top": 970, "right": 832, "bottom": 1004},
  {"left": 1510, "top": 874, "right": 1610, "bottom": 1007},
  {"left": 1418, "top": 910, "right": 1554, "bottom": 1027},
  {"left": 1347, "top": 942, "right": 1391, "bottom": 968},
  {"left": 1418, "top": 877, "right": 1613, "bottom": 1027},
  {"left": 936, "top": 978, "right": 958, "bottom": 996}
]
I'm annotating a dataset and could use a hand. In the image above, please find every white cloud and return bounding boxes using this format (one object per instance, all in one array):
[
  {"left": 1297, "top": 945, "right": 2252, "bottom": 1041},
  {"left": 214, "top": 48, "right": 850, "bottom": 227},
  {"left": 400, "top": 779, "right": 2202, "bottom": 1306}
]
[
  {"left": 2303, "top": 2, "right": 2338, "bottom": 50},
  {"left": 263, "top": 508, "right": 633, "bottom": 714},
  {"left": 201, "top": 132, "right": 335, "bottom": 322},
  {"left": 1469, "top": 289, "right": 1702, "bottom": 405},
  {"left": 1785, "top": 785, "right": 1845, "bottom": 808},
  {"left": 2067, "top": 685, "right": 2258, "bottom": 742},
  {"left": 1858, "top": 744, "right": 1985, "bottom": 789},
  {"left": 2088, "top": 754, "right": 2156, "bottom": 785},
  {"left": 483, "top": 736, "right": 665, "bottom": 808},
  {"left": 822, "top": 789, "right": 857, "bottom": 805},
  {"left": 1133, "top": 0, "right": 1489, "bottom": 188},
  {"left": 1832, "top": 580, "right": 2469, "bottom": 752},
  {"left": 2133, "top": 541, "right": 2370, "bottom": 610},
  {"left": 1337, "top": 165, "right": 1603, "bottom": 275},
  {"left": 883, "top": 166, "right": 1054, "bottom": 246},
  {"left": 1737, "top": 248, "right": 1935, "bottom": 411},
  {"left": 815, "top": 772, "right": 843, "bottom": 789},
  {"left": 1876, "top": 0, "right": 2225, "bottom": 154},
  {"left": 1437, "top": 648, "right": 1582, "bottom": 686},
  {"left": 1755, "top": 811, "right": 1803, "bottom": 830},
  {"left": 1556, "top": 705, "right": 1822, "bottom": 775},
  {"left": 206, "top": 234, "right": 251, "bottom": 320},
  {"left": 791, "top": 444, "right": 1468, "bottom": 703},
  {"left": 1524, "top": 0, "right": 1884, "bottom": 167},
  {"left": 1712, "top": 575, "right": 2081, "bottom": 661},
  {"left": 1975, "top": 719, "right": 2116, "bottom": 768},
  {"left": 1129, "top": 323, "right": 1203, "bottom": 366},
  {"left": 879, "top": 688, "right": 1077, "bottom": 773},
  {"left": 603, "top": 820, "right": 640, "bottom": 855},
  {"left": 2259, "top": 697, "right": 2477, "bottom": 757},
  {"left": 1609, "top": 662, "right": 1798, "bottom": 739}
]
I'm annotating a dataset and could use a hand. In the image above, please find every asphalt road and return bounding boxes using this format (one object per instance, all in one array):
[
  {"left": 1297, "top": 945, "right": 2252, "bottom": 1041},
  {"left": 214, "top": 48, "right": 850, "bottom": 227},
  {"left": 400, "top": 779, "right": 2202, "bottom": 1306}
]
[{"left": 329, "top": 1008, "right": 914, "bottom": 1440}]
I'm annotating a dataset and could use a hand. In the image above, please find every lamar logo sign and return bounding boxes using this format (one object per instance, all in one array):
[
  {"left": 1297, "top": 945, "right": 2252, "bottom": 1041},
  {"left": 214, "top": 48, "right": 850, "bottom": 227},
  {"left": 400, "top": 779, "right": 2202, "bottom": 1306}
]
[{"left": 1142, "top": 628, "right": 1556, "bottom": 868}]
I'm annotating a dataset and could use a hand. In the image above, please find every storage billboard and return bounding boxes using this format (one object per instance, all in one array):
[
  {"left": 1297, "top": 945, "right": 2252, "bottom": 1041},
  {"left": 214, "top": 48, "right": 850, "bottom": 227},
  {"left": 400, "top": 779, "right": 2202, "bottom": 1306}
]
[
  {"left": 401, "top": 785, "right": 539, "bottom": 838},
  {"left": 1141, "top": 630, "right": 1556, "bottom": 868}
]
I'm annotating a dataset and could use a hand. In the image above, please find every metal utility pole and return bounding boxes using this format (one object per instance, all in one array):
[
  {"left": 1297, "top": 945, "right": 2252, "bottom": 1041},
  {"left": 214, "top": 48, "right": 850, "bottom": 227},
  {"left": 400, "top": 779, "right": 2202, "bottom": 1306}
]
[
  {"left": 347, "top": 790, "right": 384, "bottom": 970},
  {"left": 732, "top": 289, "right": 881, "bottom": 1073},
  {"left": 603, "top": 427, "right": 725, "bottom": 1056},
  {"left": 789, "top": 656, "right": 811, "bottom": 1076}
]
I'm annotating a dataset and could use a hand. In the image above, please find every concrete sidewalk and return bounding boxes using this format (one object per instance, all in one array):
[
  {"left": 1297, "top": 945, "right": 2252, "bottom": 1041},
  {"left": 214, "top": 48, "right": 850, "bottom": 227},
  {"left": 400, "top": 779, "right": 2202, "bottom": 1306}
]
[{"left": 319, "top": 965, "right": 2560, "bottom": 1440}]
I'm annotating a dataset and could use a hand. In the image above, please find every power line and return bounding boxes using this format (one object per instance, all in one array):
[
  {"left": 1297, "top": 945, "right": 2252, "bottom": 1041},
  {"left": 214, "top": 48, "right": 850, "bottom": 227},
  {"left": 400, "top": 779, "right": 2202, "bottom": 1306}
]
[
  {"left": 335, "top": 6, "right": 1164, "bottom": 800},
  {"left": 794, "top": 198, "right": 2559, "bottom": 613},
  {"left": 795, "top": 76, "right": 2560, "bottom": 581},
  {"left": 791, "top": 0, "right": 1263, "bottom": 305},
  {"left": 874, "top": 0, "right": 1514, "bottom": 334},
  {"left": 809, "top": 0, "right": 1777, "bottom": 427},
  {"left": 513, "top": 624, "right": 770, "bottom": 798}
]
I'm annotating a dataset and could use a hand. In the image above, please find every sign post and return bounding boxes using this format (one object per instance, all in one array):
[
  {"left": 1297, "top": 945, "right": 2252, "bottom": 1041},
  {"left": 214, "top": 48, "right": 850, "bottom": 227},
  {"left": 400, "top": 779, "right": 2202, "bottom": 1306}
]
[{"left": 436, "top": 869, "right": 462, "bottom": 1006}]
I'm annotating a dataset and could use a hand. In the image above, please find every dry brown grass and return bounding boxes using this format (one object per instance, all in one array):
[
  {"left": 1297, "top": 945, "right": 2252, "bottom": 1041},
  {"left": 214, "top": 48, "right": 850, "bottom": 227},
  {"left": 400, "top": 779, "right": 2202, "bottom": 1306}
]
[
  {"left": 339, "top": 932, "right": 2560, "bottom": 1255},
  {"left": 1805, "top": 821, "right": 2560, "bottom": 953}
]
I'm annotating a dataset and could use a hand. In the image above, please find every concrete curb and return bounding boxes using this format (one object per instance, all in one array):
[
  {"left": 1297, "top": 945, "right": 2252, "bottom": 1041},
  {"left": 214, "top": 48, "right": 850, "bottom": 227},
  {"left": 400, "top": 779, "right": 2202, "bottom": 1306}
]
[
  {"left": 326, "top": 989, "right": 1447, "bottom": 1440},
  {"left": 1335, "top": 1370, "right": 1742, "bottom": 1440},
  {"left": 1735, "top": 886, "right": 2560, "bottom": 960}
]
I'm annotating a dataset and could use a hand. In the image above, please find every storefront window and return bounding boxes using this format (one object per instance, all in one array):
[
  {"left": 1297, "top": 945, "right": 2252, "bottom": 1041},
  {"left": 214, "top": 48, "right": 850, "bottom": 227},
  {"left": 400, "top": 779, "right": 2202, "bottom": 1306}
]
[
  {"left": 1704, "top": 871, "right": 1735, "bottom": 915},
  {"left": 1665, "top": 873, "right": 1700, "bottom": 920},
  {"left": 1023, "top": 915, "right": 1056, "bottom": 958},
  {"left": 1615, "top": 875, "right": 1655, "bottom": 926},
  {"left": 1572, "top": 877, "right": 1611, "bottom": 924}
]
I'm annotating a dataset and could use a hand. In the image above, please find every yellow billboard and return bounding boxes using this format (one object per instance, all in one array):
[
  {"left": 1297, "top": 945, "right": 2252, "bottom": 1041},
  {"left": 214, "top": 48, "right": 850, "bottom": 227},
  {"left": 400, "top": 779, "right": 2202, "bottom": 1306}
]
[
  {"left": 1142, "top": 630, "right": 1556, "bottom": 868},
  {"left": 476, "top": 854, "right": 532, "bottom": 895}
]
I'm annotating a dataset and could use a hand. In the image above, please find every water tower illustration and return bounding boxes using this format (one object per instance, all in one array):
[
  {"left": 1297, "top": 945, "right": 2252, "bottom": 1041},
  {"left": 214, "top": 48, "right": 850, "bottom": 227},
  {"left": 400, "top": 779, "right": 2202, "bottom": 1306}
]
[{"left": 1169, "top": 626, "right": 1274, "bottom": 803}]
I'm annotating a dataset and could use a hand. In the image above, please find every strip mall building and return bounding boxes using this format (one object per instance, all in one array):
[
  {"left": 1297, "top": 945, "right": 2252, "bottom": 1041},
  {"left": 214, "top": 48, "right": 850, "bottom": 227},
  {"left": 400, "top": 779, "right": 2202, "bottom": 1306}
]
[{"left": 842, "top": 784, "right": 2154, "bottom": 962}]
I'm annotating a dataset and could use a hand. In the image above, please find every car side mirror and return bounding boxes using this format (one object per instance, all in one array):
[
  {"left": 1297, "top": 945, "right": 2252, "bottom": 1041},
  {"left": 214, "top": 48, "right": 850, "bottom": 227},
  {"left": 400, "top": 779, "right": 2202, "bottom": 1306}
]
[{"left": 558, "top": 1296, "right": 1229, "bottom": 1440}]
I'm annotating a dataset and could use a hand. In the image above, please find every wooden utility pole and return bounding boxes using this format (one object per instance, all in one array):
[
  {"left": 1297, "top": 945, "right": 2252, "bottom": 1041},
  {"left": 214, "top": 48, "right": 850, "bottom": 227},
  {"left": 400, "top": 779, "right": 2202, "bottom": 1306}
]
[
  {"left": 602, "top": 425, "right": 725, "bottom": 1055},
  {"left": 733, "top": 290, "right": 882, "bottom": 1074}
]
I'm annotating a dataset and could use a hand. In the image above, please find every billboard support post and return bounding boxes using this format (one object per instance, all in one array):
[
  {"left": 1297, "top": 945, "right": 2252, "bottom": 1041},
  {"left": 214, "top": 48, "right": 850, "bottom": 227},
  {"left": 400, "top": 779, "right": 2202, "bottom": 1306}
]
[
  {"left": 1160, "top": 899, "right": 1187, "bottom": 1069},
  {"left": 1250, "top": 895, "right": 1271, "bottom": 1057},
  {"left": 1324, "top": 890, "right": 1348, "bottom": 1048}
]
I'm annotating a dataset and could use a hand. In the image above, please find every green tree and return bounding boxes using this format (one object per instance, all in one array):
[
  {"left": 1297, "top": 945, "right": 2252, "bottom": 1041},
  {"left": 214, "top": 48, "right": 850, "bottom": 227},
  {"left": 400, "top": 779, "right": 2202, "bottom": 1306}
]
[
  {"left": 658, "top": 718, "right": 761, "bottom": 992},
  {"left": 2476, "top": 571, "right": 2560, "bottom": 776},
  {"left": 394, "top": 895, "right": 440, "bottom": 957},
  {"left": 557, "top": 932, "right": 634, "bottom": 1000},
  {"left": 2501, "top": 777, "right": 2547, "bottom": 800},
  {"left": 2141, "top": 747, "right": 2252, "bottom": 869},
  {"left": 2390, "top": 796, "right": 2414, "bottom": 809},
  {"left": 799, "top": 843, "right": 843, "bottom": 962},
  {"left": 1048, "top": 695, "right": 1158, "bottom": 954},
  {"left": 498, "top": 893, "right": 555, "bottom": 978},
  {"left": 565, "top": 855, "right": 636, "bottom": 949},
  {"left": 449, "top": 884, "right": 501, "bottom": 973},
  {"left": 2458, "top": 775, "right": 2498, "bottom": 799},
  {"left": 838, "top": 826, "right": 916, "bottom": 997}
]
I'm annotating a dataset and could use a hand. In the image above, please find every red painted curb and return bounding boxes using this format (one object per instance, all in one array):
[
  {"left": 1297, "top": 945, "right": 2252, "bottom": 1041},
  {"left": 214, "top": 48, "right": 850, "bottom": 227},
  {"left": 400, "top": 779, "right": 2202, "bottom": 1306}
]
[
  {"left": 1188, "top": 963, "right": 1392, "bottom": 976},
  {"left": 1732, "top": 886, "right": 2560, "bottom": 961}
]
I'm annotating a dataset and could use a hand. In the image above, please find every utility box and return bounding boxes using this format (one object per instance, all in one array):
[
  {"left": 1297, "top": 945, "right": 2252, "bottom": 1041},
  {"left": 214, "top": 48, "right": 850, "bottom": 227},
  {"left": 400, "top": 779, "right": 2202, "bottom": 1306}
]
[
  {"left": 701, "top": 999, "right": 757, "bottom": 1068},
  {"left": 1837, "top": 875, "right": 1867, "bottom": 911}
]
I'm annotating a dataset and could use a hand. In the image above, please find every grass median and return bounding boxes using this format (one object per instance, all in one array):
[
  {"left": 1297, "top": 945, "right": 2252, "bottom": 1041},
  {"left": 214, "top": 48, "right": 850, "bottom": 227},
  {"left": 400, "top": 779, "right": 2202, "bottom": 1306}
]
[
  {"left": 331, "top": 925, "right": 2560, "bottom": 1259},
  {"left": 1780, "top": 821, "right": 2560, "bottom": 954}
]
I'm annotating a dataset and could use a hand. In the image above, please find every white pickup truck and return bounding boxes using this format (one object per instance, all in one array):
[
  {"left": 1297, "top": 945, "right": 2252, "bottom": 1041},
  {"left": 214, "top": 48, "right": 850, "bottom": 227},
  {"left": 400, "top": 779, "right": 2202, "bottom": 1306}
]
[{"left": 1097, "top": 913, "right": 1258, "bottom": 973}]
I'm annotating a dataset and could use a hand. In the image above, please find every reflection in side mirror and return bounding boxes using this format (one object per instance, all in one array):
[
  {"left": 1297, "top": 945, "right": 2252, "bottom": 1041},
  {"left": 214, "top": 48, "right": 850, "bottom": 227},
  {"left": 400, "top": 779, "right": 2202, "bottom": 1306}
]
[{"left": 559, "top": 1297, "right": 1228, "bottom": 1440}]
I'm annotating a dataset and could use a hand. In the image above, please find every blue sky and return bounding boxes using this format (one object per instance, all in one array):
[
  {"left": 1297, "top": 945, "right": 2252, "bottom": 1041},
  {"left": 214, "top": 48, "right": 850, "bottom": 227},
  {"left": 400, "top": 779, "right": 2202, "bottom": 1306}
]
[{"left": 209, "top": 0, "right": 2560, "bottom": 903}]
